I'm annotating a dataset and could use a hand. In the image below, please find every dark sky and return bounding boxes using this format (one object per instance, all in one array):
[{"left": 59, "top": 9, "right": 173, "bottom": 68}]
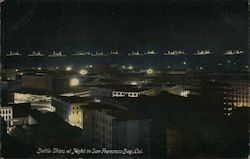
[{"left": 2, "top": 0, "right": 248, "bottom": 54}]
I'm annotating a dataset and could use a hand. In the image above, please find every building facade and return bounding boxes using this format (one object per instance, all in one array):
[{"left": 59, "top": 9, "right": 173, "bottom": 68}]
[{"left": 82, "top": 103, "right": 150, "bottom": 152}]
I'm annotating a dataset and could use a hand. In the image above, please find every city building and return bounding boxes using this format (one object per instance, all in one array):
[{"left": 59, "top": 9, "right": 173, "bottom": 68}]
[
  {"left": 112, "top": 87, "right": 157, "bottom": 97},
  {"left": 183, "top": 71, "right": 250, "bottom": 107},
  {"left": 21, "top": 74, "right": 53, "bottom": 92},
  {"left": 222, "top": 80, "right": 250, "bottom": 107},
  {"left": 14, "top": 89, "right": 54, "bottom": 112},
  {"left": 0, "top": 103, "right": 31, "bottom": 128},
  {"left": 0, "top": 81, "right": 14, "bottom": 105},
  {"left": 52, "top": 96, "right": 92, "bottom": 128},
  {"left": 82, "top": 102, "right": 150, "bottom": 152}
]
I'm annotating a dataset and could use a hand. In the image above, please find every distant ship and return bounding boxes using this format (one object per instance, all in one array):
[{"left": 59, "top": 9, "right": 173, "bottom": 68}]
[
  {"left": 110, "top": 50, "right": 120, "bottom": 55},
  {"left": 144, "top": 50, "right": 158, "bottom": 55},
  {"left": 194, "top": 50, "right": 211, "bottom": 56},
  {"left": 128, "top": 51, "right": 143, "bottom": 56},
  {"left": 224, "top": 50, "right": 244, "bottom": 56},
  {"left": 6, "top": 51, "right": 22, "bottom": 56},
  {"left": 28, "top": 51, "right": 44, "bottom": 57},
  {"left": 72, "top": 51, "right": 91, "bottom": 56},
  {"left": 91, "top": 52, "right": 107, "bottom": 57},
  {"left": 48, "top": 51, "right": 66, "bottom": 57},
  {"left": 164, "top": 50, "right": 186, "bottom": 56}
]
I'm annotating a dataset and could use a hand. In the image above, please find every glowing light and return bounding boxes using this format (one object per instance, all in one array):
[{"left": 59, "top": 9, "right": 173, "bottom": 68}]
[
  {"left": 227, "top": 60, "right": 231, "bottom": 63},
  {"left": 146, "top": 68, "right": 154, "bottom": 75},
  {"left": 122, "top": 65, "right": 126, "bottom": 69},
  {"left": 180, "top": 90, "right": 190, "bottom": 97},
  {"left": 167, "top": 66, "right": 171, "bottom": 68},
  {"left": 183, "top": 61, "right": 186, "bottom": 65},
  {"left": 38, "top": 67, "right": 42, "bottom": 71},
  {"left": 15, "top": 69, "right": 19, "bottom": 72},
  {"left": 246, "top": 65, "right": 249, "bottom": 69},
  {"left": 89, "top": 65, "right": 93, "bottom": 68},
  {"left": 65, "top": 66, "right": 72, "bottom": 71},
  {"left": 130, "top": 81, "right": 138, "bottom": 85},
  {"left": 79, "top": 69, "right": 88, "bottom": 75},
  {"left": 199, "top": 66, "right": 203, "bottom": 70},
  {"left": 56, "top": 66, "right": 59, "bottom": 70},
  {"left": 128, "top": 65, "right": 133, "bottom": 70},
  {"left": 70, "top": 78, "right": 80, "bottom": 86}
]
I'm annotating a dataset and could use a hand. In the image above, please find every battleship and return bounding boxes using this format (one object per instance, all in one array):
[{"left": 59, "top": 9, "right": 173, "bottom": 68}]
[
  {"left": 6, "top": 51, "right": 22, "bottom": 56},
  {"left": 91, "top": 51, "right": 108, "bottom": 57},
  {"left": 110, "top": 50, "right": 120, "bottom": 55},
  {"left": 194, "top": 50, "right": 211, "bottom": 56},
  {"left": 48, "top": 51, "right": 66, "bottom": 57},
  {"left": 72, "top": 51, "right": 91, "bottom": 56},
  {"left": 224, "top": 50, "right": 244, "bottom": 56},
  {"left": 28, "top": 51, "right": 45, "bottom": 57},
  {"left": 128, "top": 51, "right": 143, "bottom": 56},
  {"left": 144, "top": 50, "right": 158, "bottom": 55},
  {"left": 164, "top": 50, "right": 186, "bottom": 56}
]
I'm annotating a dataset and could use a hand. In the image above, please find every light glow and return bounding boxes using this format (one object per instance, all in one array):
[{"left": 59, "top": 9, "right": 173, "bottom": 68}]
[
  {"left": 130, "top": 81, "right": 138, "bottom": 85},
  {"left": 70, "top": 78, "right": 80, "bottom": 86},
  {"left": 128, "top": 65, "right": 133, "bottom": 70},
  {"left": 146, "top": 68, "right": 154, "bottom": 75},
  {"left": 79, "top": 69, "right": 88, "bottom": 75},
  {"left": 65, "top": 66, "right": 72, "bottom": 71}
]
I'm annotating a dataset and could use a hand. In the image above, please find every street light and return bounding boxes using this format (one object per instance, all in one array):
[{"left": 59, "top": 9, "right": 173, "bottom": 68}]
[
  {"left": 70, "top": 78, "right": 80, "bottom": 86},
  {"left": 128, "top": 65, "right": 133, "bottom": 70},
  {"left": 130, "top": 81, "right": 138, "bottom": 85},
  {"left": 65, "top": 66, "right": 72, "bottom": 71},
  {"left": 79, "top": 69, "right": 88, "bottom": 75},
  {"left": 146, "top": 68, "right": 154, "bottom": 75}
]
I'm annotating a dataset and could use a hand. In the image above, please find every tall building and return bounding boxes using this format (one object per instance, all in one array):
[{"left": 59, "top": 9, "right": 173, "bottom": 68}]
[
  {"left": 183, "top": 71, "right": 250, "bottom": 107},
  {"left": 52, "top": 96, "right": 92, "bottom": 128},
  {"left": 82, "top": 102, "right": 150, "bottom": 154},
  {"left": 0, "top": 103, "right": 31, "bottom": 128}
]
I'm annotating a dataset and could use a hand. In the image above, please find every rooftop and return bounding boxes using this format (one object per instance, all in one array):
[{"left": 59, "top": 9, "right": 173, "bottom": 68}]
[
  {"left": 54, "top": 95, "right": 92, "bottom": 103},
  {"left": 83, "top": 102, "right": 148, "bottom": 121},
  {"left": 96, "top": 84, "right": 153, "bottom": 92},
  {"left": 3, "top": 103, "right": 31, "bottom": 118}
]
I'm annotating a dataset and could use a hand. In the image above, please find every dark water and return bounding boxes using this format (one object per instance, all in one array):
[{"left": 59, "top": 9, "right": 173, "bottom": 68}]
[{"left": 1, "top": 53, "right": 247, "bottom": 71}]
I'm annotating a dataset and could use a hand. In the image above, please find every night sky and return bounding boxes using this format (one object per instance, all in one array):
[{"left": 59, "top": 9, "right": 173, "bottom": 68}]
[{"left": 2, "top": 0, "right": 248, "bottom": 54}]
